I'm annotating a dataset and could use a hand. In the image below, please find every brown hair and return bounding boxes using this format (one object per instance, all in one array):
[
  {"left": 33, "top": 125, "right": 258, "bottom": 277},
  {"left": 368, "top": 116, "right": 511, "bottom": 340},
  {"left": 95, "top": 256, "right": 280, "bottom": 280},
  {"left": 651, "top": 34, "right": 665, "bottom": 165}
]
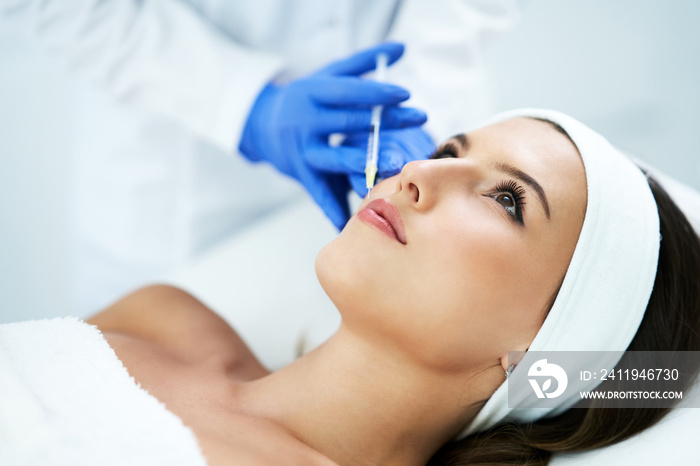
[{"left": 427, "top": 175, "right": 700, "bottom": 465}]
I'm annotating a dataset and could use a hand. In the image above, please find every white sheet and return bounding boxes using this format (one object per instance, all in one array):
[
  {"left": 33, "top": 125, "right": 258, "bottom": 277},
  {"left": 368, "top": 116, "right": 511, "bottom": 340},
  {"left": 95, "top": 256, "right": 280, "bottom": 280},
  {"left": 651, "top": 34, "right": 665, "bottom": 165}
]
[{"left": 0, "top": 317, "right": 207, "bottom": 466}]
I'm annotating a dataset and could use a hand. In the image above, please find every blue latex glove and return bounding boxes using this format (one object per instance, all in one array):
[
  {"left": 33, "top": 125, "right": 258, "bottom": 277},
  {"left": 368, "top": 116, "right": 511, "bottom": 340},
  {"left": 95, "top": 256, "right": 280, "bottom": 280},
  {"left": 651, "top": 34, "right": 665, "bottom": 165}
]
[
  {"left": 239, "top": 42, "right": 427, "bottom": 230},
  {"left": 343, "top": 127, "right": 436, "bottom": 197}
]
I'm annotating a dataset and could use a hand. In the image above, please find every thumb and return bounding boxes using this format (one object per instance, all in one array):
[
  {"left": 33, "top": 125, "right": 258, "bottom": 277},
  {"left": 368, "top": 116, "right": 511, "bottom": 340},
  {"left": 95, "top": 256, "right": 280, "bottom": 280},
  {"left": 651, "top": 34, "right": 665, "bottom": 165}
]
[{"left": 314, "top": 42, "right": 405, "bottom": 77}]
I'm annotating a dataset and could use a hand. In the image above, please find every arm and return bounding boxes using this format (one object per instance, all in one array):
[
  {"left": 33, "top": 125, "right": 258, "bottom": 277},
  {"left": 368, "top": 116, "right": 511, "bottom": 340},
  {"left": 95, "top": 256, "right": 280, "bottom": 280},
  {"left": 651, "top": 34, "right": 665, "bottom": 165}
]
[
  {"left": 0, "top": 0, "right": 284, "bottom": 152},
  {"left": 87, "top": 284, "right": 268, "bottom": 376},
  {"left": 386, "top": 0, "right": 521, "bottom": 141}
]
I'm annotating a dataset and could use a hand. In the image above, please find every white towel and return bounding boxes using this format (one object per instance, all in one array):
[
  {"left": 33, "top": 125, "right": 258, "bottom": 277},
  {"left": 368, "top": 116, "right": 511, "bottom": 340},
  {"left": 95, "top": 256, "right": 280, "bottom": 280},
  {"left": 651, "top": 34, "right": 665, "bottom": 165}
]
[{"left": 0, "top": 317, "right": 208, "bottom": 466}]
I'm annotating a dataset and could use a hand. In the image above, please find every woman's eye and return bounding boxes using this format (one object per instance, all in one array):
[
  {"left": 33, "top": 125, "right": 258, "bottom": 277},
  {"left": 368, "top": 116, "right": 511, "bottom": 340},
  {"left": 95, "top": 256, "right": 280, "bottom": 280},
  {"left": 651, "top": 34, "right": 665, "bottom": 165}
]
[
  {"left": 429, "top": 143, "right": 459, "bottom": 159},
  {"left": 491, "top": 180, "right": 526, "bottom": 225},
  {"left": 494, "top": 193, "right": 517, "bottom": 216},
  {"left": 431, "top": 151, "right": 455, "bottom": 159}
]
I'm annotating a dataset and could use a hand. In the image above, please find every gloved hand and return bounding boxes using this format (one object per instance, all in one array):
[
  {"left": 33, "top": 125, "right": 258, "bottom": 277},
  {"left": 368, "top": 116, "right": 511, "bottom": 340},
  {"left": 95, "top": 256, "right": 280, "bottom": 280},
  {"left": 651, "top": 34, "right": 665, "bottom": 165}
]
[
  {"left": 342, "top": 127, "right": 436, "bottom": 198},
  {"left": 239, "top": 42, "right": 427, "bottom": 230}
]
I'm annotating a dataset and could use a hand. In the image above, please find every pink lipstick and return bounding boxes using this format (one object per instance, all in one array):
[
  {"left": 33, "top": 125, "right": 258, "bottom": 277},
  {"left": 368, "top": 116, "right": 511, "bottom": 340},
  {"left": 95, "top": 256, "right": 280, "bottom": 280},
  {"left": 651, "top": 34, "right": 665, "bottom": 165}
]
[{"left": 356, "top": 199, "right": 406, "bottom": 244}]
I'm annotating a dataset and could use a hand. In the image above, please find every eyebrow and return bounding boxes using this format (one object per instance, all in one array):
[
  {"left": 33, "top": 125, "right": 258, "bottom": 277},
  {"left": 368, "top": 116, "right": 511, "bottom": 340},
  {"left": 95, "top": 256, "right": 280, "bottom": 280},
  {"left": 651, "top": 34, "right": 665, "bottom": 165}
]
[
  {"left": 493, "top": 161, "right": 551, "bottom": 219},
  {"left": 450, "top": 133, "right": 552, "bottom": 220},
  {"left": 453, "top": 133, "right": 468, "bottom": 148}
]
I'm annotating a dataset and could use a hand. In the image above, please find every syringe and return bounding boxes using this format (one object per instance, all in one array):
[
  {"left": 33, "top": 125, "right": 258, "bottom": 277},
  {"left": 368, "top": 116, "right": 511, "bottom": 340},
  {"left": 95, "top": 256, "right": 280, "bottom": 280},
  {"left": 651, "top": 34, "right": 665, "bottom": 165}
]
[{"left": 365, "top": 52, "right": 389, "bottom": 194}]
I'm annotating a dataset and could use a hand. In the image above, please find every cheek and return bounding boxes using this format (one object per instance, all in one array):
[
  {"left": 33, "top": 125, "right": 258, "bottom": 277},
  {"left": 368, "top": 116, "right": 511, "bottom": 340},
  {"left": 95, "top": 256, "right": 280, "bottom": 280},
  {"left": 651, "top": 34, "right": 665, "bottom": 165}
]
[
  {"left": 398, "top": 215, "right": 548, "bottom": 363},
  {"left": 411, "top": 215, "right": 519, "bottom": 310}
]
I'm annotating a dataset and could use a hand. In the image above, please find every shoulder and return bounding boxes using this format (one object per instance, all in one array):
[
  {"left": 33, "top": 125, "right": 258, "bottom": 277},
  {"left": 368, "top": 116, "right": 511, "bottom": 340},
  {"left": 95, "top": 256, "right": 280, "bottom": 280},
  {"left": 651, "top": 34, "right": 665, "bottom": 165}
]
[{"left": 87, "top": 284, "right": 268, "bottom": 378}]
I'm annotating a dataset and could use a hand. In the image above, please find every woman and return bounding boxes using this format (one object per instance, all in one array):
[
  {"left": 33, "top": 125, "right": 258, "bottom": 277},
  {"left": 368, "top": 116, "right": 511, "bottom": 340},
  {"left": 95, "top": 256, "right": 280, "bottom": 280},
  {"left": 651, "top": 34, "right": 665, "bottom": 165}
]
[{"left": 10, "top": 110, "right": 700, "bottom": 465}]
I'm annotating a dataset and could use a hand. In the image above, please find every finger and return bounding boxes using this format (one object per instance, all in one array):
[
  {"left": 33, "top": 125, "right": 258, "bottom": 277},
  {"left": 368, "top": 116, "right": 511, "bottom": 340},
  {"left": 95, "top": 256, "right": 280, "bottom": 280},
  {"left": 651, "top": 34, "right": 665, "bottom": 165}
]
[
  {"left": 317, "top": 174, "right": 352, "bottom": 231},
  {"left": 376, "top": 148, "right": 404, "bottom": 178},
  {"left": 327, "top": 174, "right": 352, "bottom": 230},
  {"left": 315, "top": 42, "right": 404, "bottom": 77},
  {"left": 341, "top": 131, "right": 369, "bottom": 148},
  {"left": 350, "top": 173, "right": 368, "bottom": 198},
  {"left": 308, "top": 76, "right": 409, "bottom": 106},
  {"left": 281, "top": 128, "right": 350, "bottom": 229},
  {"left": 306, "top": 145, "right": 366, "bottom": 173},
  {"left": 340, "top": 128, "right": 435, "bottom": 177},
  {"left": 296, "top": 163, "right": 351, "bottom": 230},
  {"left": 321, "top": 138, "right": 405, "bottom": 176},
  {"left": 381, "top": 106, "right": 428, "bottom": 129},
  {"left": 316, "top": 106, "right": 427, "bottom": 134},
  {"left": 306, "top": 139, "right": 416, "bottom": 181},
  {"left": 375, "top": 140, "right": 435, "bottom": 177}
]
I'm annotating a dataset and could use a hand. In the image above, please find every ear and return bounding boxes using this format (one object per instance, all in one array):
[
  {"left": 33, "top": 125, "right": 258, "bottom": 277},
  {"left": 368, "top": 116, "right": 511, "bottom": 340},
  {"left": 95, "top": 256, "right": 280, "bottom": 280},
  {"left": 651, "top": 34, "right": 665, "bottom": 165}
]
[{"left": 498, "top": 347, "right": 528, "bottom": 373}]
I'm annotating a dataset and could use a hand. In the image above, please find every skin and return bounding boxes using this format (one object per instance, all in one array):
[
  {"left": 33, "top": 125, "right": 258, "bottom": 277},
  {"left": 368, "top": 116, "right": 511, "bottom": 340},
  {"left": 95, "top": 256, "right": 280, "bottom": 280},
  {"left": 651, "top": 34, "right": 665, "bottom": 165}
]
[
  {"left": 317, "top": 117, "right": 587, "bottom": 373},
  {"left": 88, "top": 118, "right": 586, "bottom": 466}
]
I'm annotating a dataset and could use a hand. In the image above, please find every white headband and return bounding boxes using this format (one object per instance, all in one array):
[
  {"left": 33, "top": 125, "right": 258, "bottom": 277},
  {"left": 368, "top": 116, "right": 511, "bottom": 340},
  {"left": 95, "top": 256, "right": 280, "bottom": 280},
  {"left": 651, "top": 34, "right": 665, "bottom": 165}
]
[{"left": 459, "top": 109, "right": 661, "bottom": 437}]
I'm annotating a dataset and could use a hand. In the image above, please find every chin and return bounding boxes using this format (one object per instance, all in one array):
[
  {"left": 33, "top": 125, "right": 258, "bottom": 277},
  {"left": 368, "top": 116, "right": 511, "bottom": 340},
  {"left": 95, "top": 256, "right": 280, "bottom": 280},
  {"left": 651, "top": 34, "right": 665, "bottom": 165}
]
[{"left": 314, "top": 231, "right": 373, "bottom": 315}]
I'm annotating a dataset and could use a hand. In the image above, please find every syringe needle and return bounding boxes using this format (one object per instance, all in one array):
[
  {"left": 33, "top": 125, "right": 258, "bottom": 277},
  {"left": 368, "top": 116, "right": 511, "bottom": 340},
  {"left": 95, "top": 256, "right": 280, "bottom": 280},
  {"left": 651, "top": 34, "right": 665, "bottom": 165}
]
[{"left": 365, "top": 52, "right": 389, "bottom": 193}]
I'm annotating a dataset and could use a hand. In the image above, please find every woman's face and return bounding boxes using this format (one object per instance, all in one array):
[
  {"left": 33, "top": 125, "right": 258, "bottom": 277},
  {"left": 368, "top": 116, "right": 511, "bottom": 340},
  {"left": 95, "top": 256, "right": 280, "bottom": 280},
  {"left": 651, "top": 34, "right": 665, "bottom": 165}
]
[{"left": 316, "top": 118, "right": 587, "bottom": 372}]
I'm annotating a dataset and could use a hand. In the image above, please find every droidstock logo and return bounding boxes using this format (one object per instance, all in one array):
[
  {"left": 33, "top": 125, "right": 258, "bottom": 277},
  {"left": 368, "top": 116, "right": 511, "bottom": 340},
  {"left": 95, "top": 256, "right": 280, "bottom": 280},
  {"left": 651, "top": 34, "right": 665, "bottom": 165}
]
[{"left": 528, "top": 359, "right": 568, "bottom": 399}]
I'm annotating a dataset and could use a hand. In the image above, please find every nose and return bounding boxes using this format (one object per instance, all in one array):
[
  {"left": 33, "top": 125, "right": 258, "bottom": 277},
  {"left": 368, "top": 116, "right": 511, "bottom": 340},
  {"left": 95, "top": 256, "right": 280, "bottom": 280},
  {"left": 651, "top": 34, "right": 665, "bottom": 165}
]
[{"left": 397, "top": 158, "right": 484, "bottom": 210}]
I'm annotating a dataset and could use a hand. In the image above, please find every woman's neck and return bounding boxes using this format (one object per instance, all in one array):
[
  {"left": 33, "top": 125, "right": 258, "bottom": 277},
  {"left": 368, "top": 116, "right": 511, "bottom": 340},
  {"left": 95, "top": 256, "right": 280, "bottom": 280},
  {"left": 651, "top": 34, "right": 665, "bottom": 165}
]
[{"left": 236, "top": 324, "right": 495, "bottom": 466}]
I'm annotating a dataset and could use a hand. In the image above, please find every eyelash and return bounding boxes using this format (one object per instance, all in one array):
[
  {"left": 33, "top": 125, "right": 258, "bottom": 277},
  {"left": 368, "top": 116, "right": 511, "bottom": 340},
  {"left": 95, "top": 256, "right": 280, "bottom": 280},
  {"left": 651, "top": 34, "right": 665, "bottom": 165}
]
[
  {"left": 429, "top": 144, "right": 527, "bottom": 225},
  {"left": 492, "top": 180, "right": 526, "bottom": 225},
  {"left": 429, "top": 144, "right": 459, "bottom": 159}
]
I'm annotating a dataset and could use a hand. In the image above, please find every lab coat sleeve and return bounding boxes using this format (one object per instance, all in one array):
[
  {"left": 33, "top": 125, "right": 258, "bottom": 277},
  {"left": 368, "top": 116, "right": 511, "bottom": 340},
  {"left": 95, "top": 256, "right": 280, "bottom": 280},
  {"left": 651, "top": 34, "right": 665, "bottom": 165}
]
[
  {"left": 0, "top": 0, "right": 285, "bottom": 152},
  {"left": 386, "top": 0, "right": 520, "bottom": 142}
]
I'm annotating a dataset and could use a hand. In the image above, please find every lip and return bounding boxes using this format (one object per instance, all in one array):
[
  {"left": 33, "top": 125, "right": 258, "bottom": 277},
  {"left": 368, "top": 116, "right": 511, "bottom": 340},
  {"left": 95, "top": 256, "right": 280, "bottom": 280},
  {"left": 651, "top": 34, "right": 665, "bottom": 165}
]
[{"left": 356, "top": 199, "right": 407, "bottom": 245}]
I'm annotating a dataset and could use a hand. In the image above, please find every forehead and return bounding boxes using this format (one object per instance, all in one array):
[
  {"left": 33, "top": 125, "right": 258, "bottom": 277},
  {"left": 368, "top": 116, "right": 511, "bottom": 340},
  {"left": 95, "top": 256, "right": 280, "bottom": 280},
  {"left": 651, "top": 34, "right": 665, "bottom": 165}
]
[
  {"left": 468, "top": 117, "right": 577, "bottom": 160},
  {"left": 468, "top": 117, "right": 587, "bottom": 221}
]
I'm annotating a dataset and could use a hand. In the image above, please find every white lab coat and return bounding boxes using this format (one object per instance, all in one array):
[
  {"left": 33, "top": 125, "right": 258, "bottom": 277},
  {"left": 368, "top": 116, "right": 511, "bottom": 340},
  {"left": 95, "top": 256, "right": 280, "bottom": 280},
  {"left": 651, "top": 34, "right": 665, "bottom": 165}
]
[{"left": 0, "top": 0, "right": 519, "bottom": 315}]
